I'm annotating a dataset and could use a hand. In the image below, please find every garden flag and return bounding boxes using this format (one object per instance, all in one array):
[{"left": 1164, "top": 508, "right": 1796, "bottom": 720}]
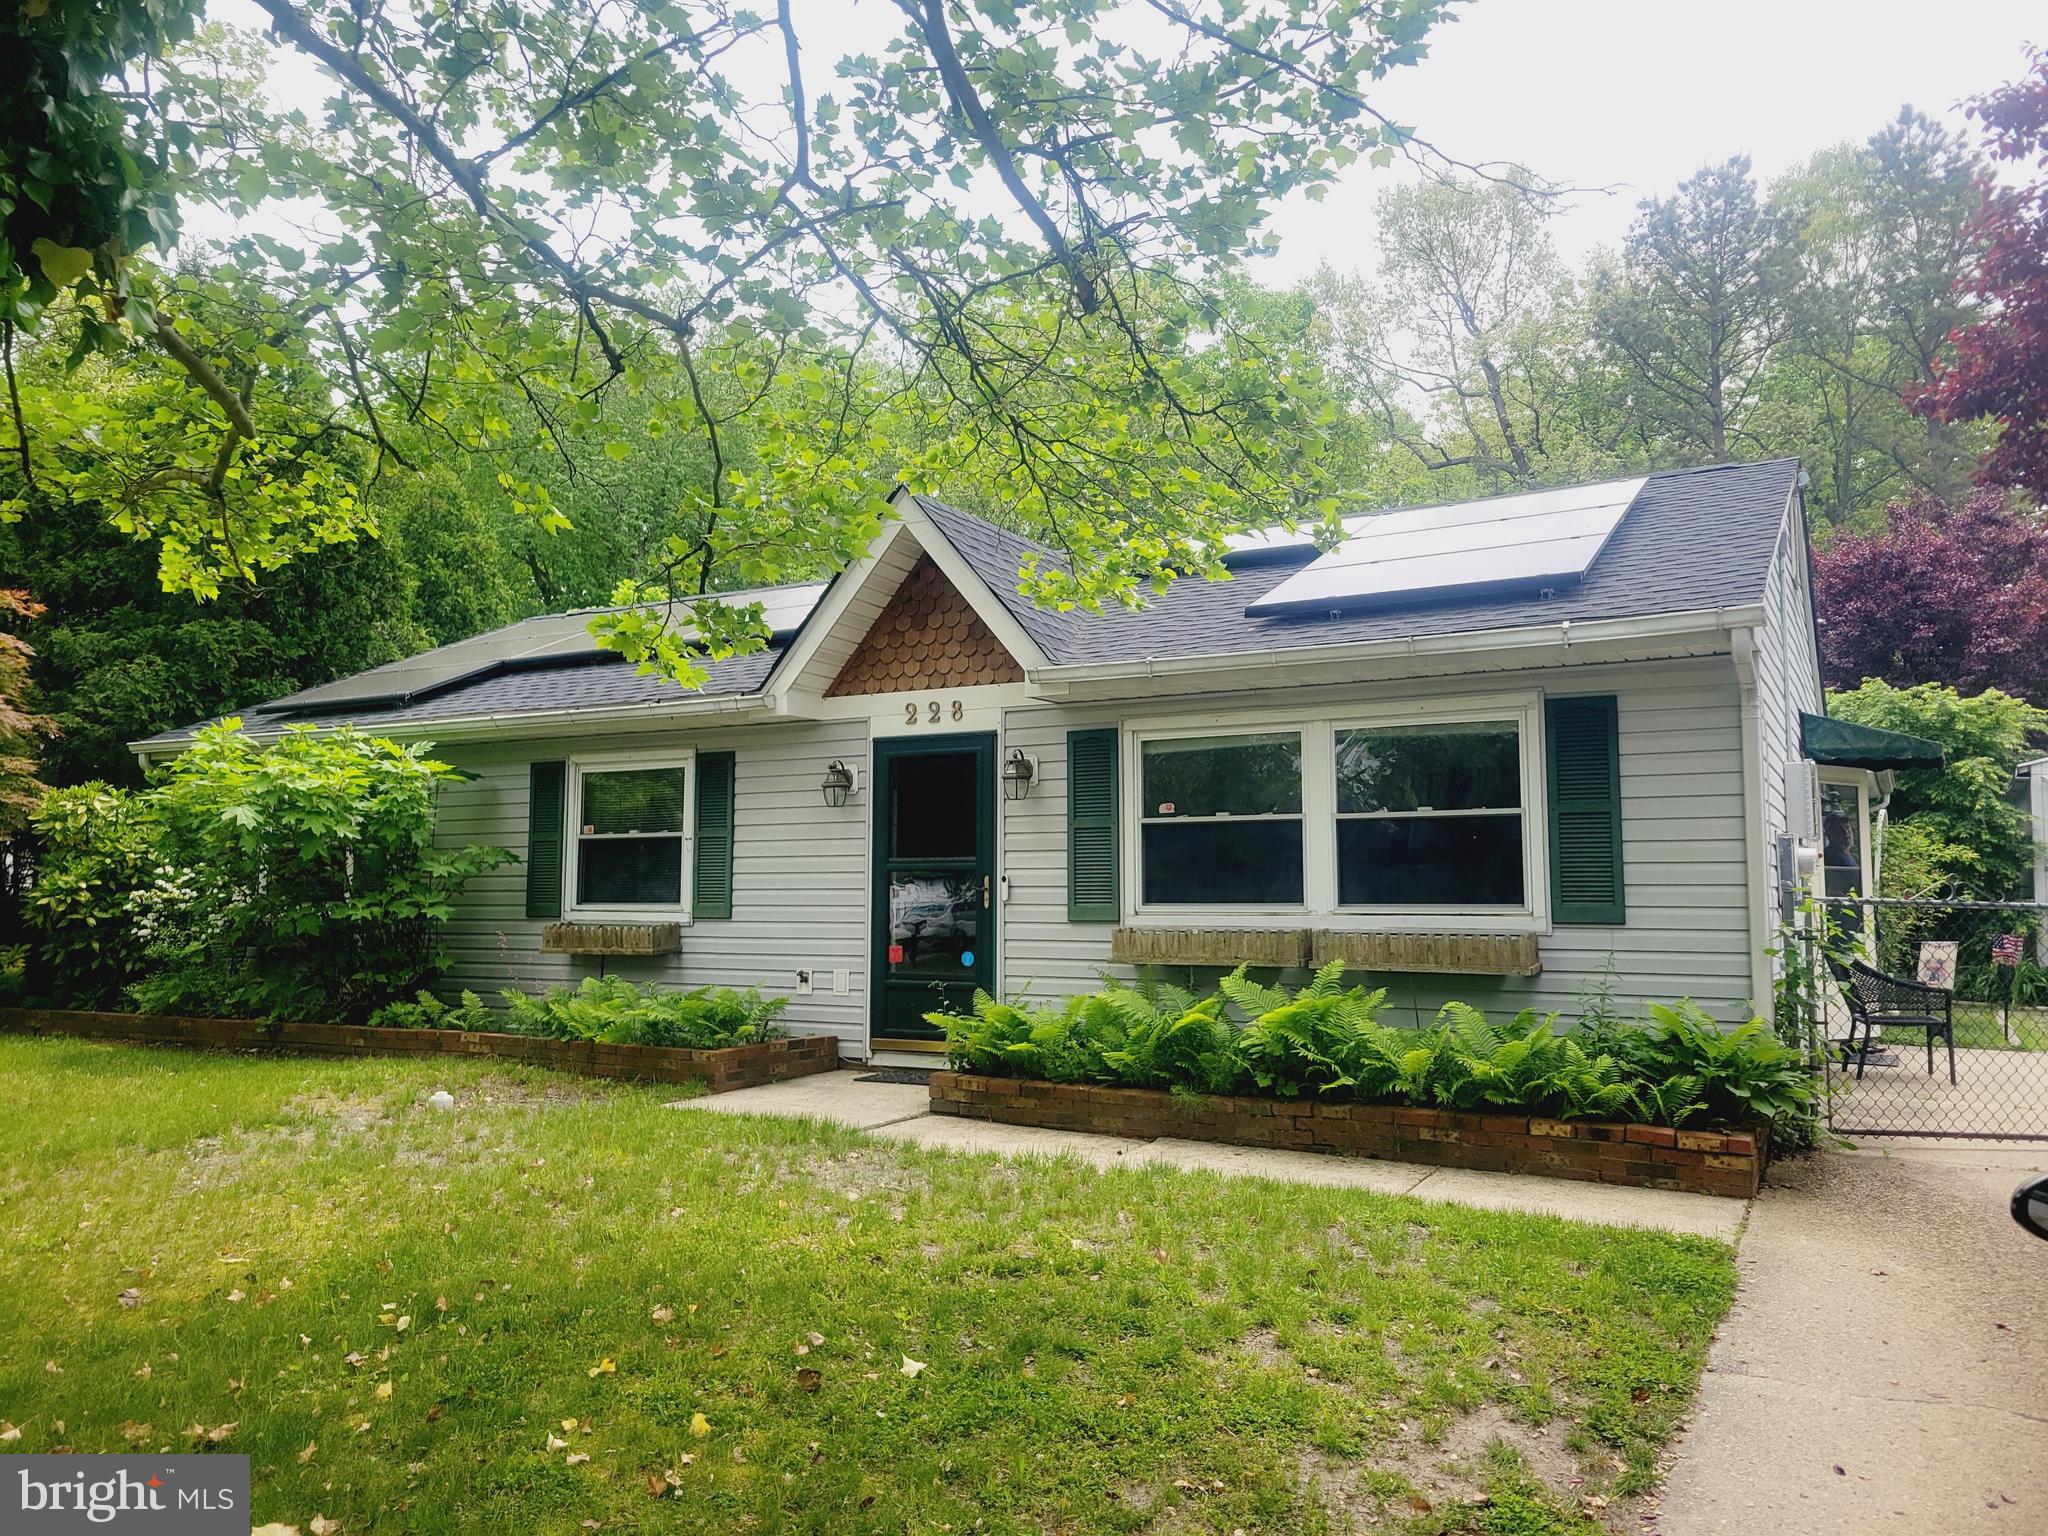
[
  {"left": 1992, "top": 933, "right": 2025, "bottom": 966},
  {"left": 1918, "top": 942, "right": 1958, "bottom": 989}
]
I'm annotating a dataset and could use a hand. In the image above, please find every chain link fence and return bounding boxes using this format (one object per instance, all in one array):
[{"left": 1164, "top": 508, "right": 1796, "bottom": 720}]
[{"left": 1795, "top": 894, "right": 2048, "bottom": 1140}]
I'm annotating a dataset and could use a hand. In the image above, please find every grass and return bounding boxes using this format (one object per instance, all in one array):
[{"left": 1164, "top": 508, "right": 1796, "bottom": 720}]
[
  {"left": 1871, "top": 1002, "right": 2048, "bottom": 1052},
  {"left": 0, "top": 1038, "right": 1739, "bottom": 1535}
]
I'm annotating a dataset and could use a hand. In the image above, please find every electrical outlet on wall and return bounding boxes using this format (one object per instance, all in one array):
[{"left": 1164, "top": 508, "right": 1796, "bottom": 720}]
[{"left": 832, "top": 969, "right": 849, "bottom": 996}]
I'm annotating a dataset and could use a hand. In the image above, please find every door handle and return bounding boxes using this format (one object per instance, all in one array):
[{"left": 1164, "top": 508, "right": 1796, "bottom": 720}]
[{"left": 982, "top": 875, "right": 991, "bottom": 909}]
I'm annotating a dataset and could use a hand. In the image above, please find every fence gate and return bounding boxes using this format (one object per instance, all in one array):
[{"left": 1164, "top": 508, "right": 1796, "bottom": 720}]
[{"left": 1799, "top": 894, "right": 2048, "bottom": 1141}]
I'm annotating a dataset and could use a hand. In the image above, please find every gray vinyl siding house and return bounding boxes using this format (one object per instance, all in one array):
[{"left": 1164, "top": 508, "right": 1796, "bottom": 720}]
[{"left": 138, "top": 459, "right": 1840, "bottom": 1060}]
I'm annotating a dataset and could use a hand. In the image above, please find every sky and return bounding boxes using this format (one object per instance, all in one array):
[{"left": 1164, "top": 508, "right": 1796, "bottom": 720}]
[{"left": 1257, "top": 0, "right": 2044, "bottom": 282}]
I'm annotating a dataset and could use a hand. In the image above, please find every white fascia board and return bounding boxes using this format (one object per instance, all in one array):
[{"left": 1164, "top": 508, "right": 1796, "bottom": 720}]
[
  {"left": 762, "top": 488, "right": 1052, "bottom": 713},
  {"left": 891, "top": 491, "right": 1053, "bottom": 673},
  {"left": 757, "top": 516, "right": 914, "bottom": 707},
  {"left": 1023, "top": 605, "right": 1768, "bottom": 691}
]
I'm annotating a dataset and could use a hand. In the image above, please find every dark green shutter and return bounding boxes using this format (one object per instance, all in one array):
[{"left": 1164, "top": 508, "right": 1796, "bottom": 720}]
[
  {"left": 692, "top": 750, "right": 736, "bottom": 920},
  {"left": 1067, "top": 728, "right": 1120, "bottom": 922},
  {"left": 525, "top": 760, "right": 566, "bottom": 920},
  {"left": 1546, "top": 695, "right": 1625, "bottom": 924}
]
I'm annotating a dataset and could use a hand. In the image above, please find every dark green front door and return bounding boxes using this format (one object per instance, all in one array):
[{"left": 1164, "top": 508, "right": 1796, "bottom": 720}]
[{"left": 872, "top": 733, "right": 996, "bottom": 1046}]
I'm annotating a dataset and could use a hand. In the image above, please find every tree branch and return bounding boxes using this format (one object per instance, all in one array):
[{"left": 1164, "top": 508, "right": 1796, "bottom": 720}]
[
  {"left": 897, "top": 0, "right": 1099, "bottom": 314},
  {"left": 152, "top": 320, "right": 260, "bottom": 439}
]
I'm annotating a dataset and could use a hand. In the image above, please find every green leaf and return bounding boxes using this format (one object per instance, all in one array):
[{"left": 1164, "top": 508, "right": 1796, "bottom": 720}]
[{"left": 31, "top": 239, "right": 93, "bottom": 288}]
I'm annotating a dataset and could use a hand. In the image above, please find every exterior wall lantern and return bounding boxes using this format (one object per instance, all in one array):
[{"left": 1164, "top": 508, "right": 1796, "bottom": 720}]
[
  {"left": 1001, "top": 748, "right": 1038, "bottom": 801},
  {"left": 820, "top": 759, "right": 859, "bottom": 808}
]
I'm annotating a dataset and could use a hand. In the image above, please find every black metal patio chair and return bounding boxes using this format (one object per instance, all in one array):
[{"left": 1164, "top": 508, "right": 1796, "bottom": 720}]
[{"left": 1827, "top": 955, "right": 1957, "bottom": 1085}]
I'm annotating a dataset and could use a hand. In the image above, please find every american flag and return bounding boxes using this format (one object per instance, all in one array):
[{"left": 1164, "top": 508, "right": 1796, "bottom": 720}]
[{"left": 1991, "top": 933, "right": 2026, "bottom": 966}]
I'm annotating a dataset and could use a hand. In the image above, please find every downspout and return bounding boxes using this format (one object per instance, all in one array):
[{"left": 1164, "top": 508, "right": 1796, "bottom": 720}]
[{"left": 1731, "top": 626, "right": 1773, "bottom": 1015}]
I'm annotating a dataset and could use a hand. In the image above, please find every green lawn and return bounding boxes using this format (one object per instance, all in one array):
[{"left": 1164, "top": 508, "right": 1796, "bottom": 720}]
[
  {"left": 0, "top": 1038, "right": 1738, "bottom": 1536},
  {"left": 1875, "top": 1001, "right": 2048, "bottom": 1052}
]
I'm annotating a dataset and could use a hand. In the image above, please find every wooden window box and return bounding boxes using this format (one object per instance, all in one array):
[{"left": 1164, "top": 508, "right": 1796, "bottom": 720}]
[
  {"left": 540, "top": 922, "right": 683, "bottom": 956},
  {"left": 1108, "top": 926, "right": 1541, "bottom": 976}
]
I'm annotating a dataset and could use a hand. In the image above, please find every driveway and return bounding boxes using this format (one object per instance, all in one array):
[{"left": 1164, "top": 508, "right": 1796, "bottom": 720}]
[{"left": 1658, "top": 1144, "right": 2048, "bottom": 1534}]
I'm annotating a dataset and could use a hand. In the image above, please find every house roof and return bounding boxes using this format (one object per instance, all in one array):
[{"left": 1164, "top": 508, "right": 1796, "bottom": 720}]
[
  {"left": 134, "top": 459, "right": 1799, "bottom": 750},
  {"left": 935, "top": 460, "right": 1798, "bottom": 667}
]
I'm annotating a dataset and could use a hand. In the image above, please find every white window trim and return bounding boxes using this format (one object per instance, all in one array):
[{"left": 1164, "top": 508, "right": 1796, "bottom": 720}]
[
  {"left": 1816, "top": 766, "right": 1878, "bottom": 963},
  {"left": 564, "top": 749, "right": 697, "bottom": 923},
  {"left": 1120, "top": 693, "right": 1551, "bottom": 933}
]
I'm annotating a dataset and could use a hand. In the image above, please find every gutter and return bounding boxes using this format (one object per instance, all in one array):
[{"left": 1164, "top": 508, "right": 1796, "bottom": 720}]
[
  {"left": 130, "top": 689, "right": 777, "bottom": 766},
  {"left": 1023, "top": 604, "right": 1767, "bottom": 689}
]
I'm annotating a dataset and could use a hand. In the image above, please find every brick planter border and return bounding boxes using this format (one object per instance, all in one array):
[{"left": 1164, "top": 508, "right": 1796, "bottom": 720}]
[
  {"left": 929, "top": 1072, "right": 1765, "bottom": 1198},
  {"left": 0, "top": 1007, "right": 838, "bottom": 1093}
]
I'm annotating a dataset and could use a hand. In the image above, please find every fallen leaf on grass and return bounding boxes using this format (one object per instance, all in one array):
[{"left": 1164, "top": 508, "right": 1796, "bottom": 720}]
[
  {"left": 688, "top": 1412, "right": 711, "bottom": 1438},
  {"left": 806, "top": 1331, "right": 825, "bottom": 1347},
  {"left": 311, "top": 1517, "right": 342, "bottom": 1535},
  {"left": 425, "top": 1404, "right": 442, "bottom": 1424},
  {"left": 251, "top": 1525, "right": 302, "bottom": 1536},
  {"left": 395, "top": 1316, "right": 411, "bottom": 1333},
  {"left": 374, "top": 1382, "right": 393, "bottom": 1401},
  {"left": 434, "top": 1296, "right": 449, "bottom": 1313},
  {"left": 227, "top": 1289, "right": 246, "bottom": 1304},
  {"left": 117, "top": 1288, "right": 142, "bottom": 1308},
  {"left": 796, "top": 1368, "right": 821, "bottom": 1393},
  {"left": 650, "top": 1306, "right": 674, "bottom": 1325},
  {"left": 134, "top": 1364, "right": 151, "bottom": 1380},
  {"left": 343, "top": 1352, "right": 367, "bottom": 1369},
  {"left": 298, "top": 1441, "right": 317, "bottom": 1465},
  {"left": 546, "top": 1434, "right": 568, "bottom": 1453},
  {"left": 0, "top": 1424, "right": 19, "bottom": 1443},
  {"left": 120, "top": 1421, "right": 152, "bottom": 1444},
  {"left": 565, "top": 1452, "right": 589, "bottom": 1467},
  {"left": 588, "top": 1357, "right": 616, "bottom": 1377},
  {"left": 899, "top": 1357, "right": 926, "bottom": 1378}
]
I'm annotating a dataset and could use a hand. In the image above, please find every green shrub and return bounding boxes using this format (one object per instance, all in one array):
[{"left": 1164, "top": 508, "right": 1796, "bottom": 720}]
[
  {"left": 1640, "top": 1001, "right": 1815, "bottom": 1129},
  {"left": 932, "top": 965, "right": 1812, "bottom": 1133},
  {"left": 23, "top": 723, "right": 510, "bottom": 1020},
  {"left": 366, "top": 989, "right": 492, "bottom": 1031},
  {"left": 496, "top": 976, "right": 788, "bottom": 1049},
  {"left": 22, "top": 783, "right": 157, "bottom": 1008}
]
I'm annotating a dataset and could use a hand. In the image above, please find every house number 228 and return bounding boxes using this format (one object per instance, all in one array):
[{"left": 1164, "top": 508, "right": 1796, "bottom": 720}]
[{"left": 905, "top": 699, "right": 965, "bottom": 725}]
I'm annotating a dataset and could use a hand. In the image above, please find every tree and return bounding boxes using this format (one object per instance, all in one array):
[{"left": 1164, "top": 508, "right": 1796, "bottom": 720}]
[
  {"left": 1770, "top": 110, "right": 1985, "bottom": 524},
  {"left": 4, "top": 0, "right": 1468, "bottom": 683},
  {"left": 0, "top": 590, "right": 57, "bottom": 832},
  {"left": 1913, "top": 48, "right": 2048, "bottom": 499},
  {"left": 1312, "top": 177, "right": 1642, "bottom": 494},
  {"left": 1594, "top": 158, "right": 1796, "bottom": 460},
  {"left": 1828, "top": 680, "right": 2046, "bottom": 898},
  {"left": 0, "top": 480, "right": 431, "bottom": 789},
  {"left": 1811, "top": 488, "right": 2048, "bottom": 702}
]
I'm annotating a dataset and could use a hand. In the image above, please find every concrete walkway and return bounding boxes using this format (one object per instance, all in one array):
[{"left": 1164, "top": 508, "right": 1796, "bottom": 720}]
[
  {"left": 674, "top": 1069, "right": 1748, "bottom": 1239},
  {"left": 1658, "top": 1143, "right": 2048, "bottom": 1535}
]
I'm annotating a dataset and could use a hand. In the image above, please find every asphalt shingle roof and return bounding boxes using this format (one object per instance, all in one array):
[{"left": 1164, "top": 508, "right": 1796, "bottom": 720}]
[
  {"left": 927, "top": 459, "right": 1799, "bottom": 666},
  {"left": 138, "top": 460, "right": 1796, "bottom": 746}
]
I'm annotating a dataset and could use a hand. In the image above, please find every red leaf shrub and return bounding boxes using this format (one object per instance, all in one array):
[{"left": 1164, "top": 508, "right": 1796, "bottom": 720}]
[{"left": 1813, "top": 489, "right": 2048, "bottom": 700}]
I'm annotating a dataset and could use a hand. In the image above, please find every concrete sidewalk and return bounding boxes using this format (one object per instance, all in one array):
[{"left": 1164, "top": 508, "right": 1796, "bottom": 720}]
[
  {"left": 673, "top": 1069, "right": 1749, "bottom": 1239},
  {"left": 1657, "top": 1143, "right": 2048, "bottom": 1535}
]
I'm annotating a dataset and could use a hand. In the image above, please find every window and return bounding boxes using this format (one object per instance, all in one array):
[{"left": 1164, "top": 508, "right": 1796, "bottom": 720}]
[
  {"left": 571, "top": 759, "right": 691, "bottom": 912},
  {"left": 1125, "top": 699, "right": 1547, "bottom": 925},
  {"left": 1335, "top": 722, "right": 1524, "bottom": 907},
  {"left": 1139, "top": 731, "right": 1303, "bottom": 906}
]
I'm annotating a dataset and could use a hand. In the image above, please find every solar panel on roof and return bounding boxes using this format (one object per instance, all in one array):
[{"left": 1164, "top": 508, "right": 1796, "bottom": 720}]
[
  {"left": 1243, "top": 477, "right": 1646, "bottom": 618},
  {"left": 255, "top": 581, "right": 828, "bottom": 714}
]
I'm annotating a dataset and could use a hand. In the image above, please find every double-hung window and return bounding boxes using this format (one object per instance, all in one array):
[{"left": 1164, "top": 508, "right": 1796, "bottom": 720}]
[
  {"left": 1127, "top": 700, "right": 1545, "bottom": 924},
  {"left": 1138, "top": 731, "right": 1304, "bottom": 906},
  {"left": 1334, "top": 721, "right": 1524, "bottom": 907},
  {"left": 569, "top": 756, "right": 694, "bottom": 916}
]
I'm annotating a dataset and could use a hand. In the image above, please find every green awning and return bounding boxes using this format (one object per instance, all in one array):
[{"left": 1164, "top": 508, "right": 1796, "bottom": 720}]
[{"left": 1800, "top": 712, "right": 1945, "bottom": 771}]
